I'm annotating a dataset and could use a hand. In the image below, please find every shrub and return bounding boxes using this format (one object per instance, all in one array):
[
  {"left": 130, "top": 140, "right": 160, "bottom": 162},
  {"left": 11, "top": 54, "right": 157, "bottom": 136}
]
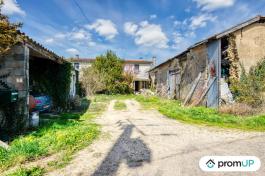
[
  {"left": 230, "top": 58, "right": 265, "bottom": 107},
  {"left": 80, "top": 68, "right": 105, "bottom": 96},
  {"left": 219, "top": 103, "right": 256, "bottom": 116},
  {"left": 107, "top": 81, "right": 133, "bottom": 94},
  {"left": 69, "top": 95, "right": 82, "bottom": 110}
]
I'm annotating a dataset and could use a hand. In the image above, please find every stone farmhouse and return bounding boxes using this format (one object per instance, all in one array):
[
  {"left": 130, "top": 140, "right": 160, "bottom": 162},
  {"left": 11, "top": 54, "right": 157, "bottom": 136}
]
[{"left": 70, "top": 58, "right": 154, "bottom": 91}]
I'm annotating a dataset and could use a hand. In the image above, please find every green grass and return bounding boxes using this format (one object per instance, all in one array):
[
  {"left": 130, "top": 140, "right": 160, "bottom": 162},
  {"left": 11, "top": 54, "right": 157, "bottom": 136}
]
[
  {"left": 0, "top": 96, "right": 111, "bottom": 173},
  {"left": 6, "top": 166, "right": 44, "bottom": 176},
  {"left": 114, "top": 101, "right": 127, "bottom": 110},
  {"left": 135, "top": 95, "right": 265, "bottom": 131}
]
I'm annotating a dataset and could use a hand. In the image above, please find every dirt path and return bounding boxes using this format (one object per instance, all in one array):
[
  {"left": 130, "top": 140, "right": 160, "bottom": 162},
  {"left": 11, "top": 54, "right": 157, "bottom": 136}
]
[{"left": 47, "top": 99, "right": 265, "bottom": 176}]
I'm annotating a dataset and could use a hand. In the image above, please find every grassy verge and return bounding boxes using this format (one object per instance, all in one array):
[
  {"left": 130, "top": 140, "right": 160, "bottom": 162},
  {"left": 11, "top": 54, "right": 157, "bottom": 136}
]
[
  {"left": 135, "top": 95, "right": 265, "bottom": 131},
  {"left": 114, "top": 101, "right": 127, "bottom": 110},
  {"left": 0, "top": 96, "right": 110, "bottom": 173},
  {"left": 6, "top": 166, "right": 44, "bottom": 176}
]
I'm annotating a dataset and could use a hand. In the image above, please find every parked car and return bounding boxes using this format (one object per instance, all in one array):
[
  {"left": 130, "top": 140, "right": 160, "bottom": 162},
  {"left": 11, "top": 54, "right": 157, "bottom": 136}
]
[{"left": 31, "top": 94, "right": 52, "bottom": 112}]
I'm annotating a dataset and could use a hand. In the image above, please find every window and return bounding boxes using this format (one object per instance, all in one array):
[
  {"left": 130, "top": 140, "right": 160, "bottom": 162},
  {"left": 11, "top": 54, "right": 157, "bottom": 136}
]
[
  {"left": 74, "top": 63, "right": 80, "bottom": 70},
  {"left": 134, "top": 64, "right": 139, "bottom": 73}
]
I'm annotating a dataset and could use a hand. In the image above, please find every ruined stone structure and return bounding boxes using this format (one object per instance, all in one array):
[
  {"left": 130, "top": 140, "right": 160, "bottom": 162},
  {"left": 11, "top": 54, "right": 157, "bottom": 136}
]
[{"left": 150, "top": 15, "right": 265, "bottom": 108}]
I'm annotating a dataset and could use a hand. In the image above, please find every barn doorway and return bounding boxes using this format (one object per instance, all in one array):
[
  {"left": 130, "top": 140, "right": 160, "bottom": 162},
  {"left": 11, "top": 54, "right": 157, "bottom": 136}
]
[{"left": 134, "top": 81, "right": 140, "bottom": 92}]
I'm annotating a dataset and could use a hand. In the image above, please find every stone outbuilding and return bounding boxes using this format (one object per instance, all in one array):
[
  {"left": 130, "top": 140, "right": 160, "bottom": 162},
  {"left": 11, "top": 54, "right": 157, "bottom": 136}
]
[
  {"left": 149, "top": 15, "right": 265, "bottom": 108},
  {"left": 0, "top": 31, "right": 76, "bottom": 137}
]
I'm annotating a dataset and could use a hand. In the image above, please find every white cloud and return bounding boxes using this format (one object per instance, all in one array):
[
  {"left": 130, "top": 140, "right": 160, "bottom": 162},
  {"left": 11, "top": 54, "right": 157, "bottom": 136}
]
[
  {"left": 44, "top": 38, "right": 54, "bottom": 44},
  {"left": 69, "top": 29, "right": 91, "bottom": 41},
  {"left": 88, "top": 41, "right": 96, "bottom": 46},
  {"left": 124, "top": 22, "right": 138, "bottom": 35},
  {"left": 86, "top": 19, "right": 118, "bottom": 40},
  {"left": 66, "top": 48, "right": 79, "bottom": 55},
  {"left": 172, "top": 32, "right": 183, "bottom": 45},
  {"left": 189, "top": 13, "right": 217, "bottom": 30},
  {"left": 44, "top": 28, "right": 95, "bottom": 49},
  {"left": 169, "top": 15, "right": 175, "bottom": 19},
  {"left": 150, "top": 14, "right": 157, "bottom": 19},
  {"left": 193, "top": 0, "right": 235, "bottom": 11},
  {"left": 2, "top": 0, "right": 26, "bottom": 16},
  {"left": 173, "top": 20, "right": 181, "bottom": 27},
  {"left": 171, "top": 31, "right": 193, "bottom": 51},
  {"left": 55, "top": 33, "right": 67, "bottom": 39},
  {"left": 132, "top": 21, "right": 169, "bottom": 48},
  {"left": 184, "top": 31, "right": 196, "bottom": 38}
]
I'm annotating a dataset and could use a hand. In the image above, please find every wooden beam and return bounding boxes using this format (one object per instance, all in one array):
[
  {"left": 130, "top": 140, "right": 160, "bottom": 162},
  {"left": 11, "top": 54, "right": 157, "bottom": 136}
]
[
  {"left": 183, "top": 72, "right": 202, "bottom": 106},
  {"left": 191, "top": 77, "right": 217, "bottom": 106}
]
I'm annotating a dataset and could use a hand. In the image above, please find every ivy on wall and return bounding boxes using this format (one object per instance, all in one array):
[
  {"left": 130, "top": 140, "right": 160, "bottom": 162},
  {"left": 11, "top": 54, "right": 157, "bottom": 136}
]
[
  {"left": 29, "top": 58, "right": 72, "bottom": 110},
  {"left": 227, "top": 34, "right": 240, "bottom": 81}
]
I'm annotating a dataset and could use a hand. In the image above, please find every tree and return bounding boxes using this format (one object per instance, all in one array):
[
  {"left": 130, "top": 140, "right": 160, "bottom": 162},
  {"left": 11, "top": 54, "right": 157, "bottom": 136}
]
[
  {"left": 0, "top": 1, "right": 23, "bottom": 55},
  {"left": 93, "top": 50, "right": 124, "bottom": 94},
  {"left": 80, "top": 67, "right": 105, "bottom": 96},
  {"left": 123, "top": 70, "right": 135, "bottom": 89},
  {"left": 80, "top": 51, "right": 133, "bottom": 95}
]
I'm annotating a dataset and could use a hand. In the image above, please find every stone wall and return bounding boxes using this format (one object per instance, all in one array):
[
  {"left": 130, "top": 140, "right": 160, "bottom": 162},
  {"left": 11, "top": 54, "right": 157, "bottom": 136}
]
[
  {"left": 179, "top": 44, "right": 208, "bottom": 101},
  {"left": 150, "top": 62, "right": 170, "bottom": 97},
  {"left": 0, "top": 44, "right": 29, "bottom": 135},
  {"left": 234, "top": 22, "right": 265, "bottom": 73}
]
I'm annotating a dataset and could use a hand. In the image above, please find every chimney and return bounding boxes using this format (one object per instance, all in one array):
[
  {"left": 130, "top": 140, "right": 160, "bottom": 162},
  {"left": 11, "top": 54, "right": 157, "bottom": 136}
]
[
  {"left": 152, "top": 56, "right": 157, "bottom": 67},
  {"left": 76, "top": 54, "right": 79, "bottom": 59}
]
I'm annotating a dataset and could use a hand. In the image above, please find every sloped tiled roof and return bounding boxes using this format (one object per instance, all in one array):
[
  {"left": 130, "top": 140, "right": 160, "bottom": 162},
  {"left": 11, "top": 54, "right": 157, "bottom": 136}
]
[
  {"left": 69, "top": 58, "right": 153, "bottom": 64},
  {"left": 149, "top": 15, "right": 265, "bottom": 72},
  {"left": 17, "top": 30, "right": 66, "bottom": 64}
]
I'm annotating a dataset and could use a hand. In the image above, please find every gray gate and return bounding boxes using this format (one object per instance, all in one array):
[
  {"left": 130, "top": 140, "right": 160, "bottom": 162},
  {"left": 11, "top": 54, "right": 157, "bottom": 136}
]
[
  {"left": 206, "top": 40, "right": 221, "bottom": 108},
  {"left": 168, "top": 69, "right": 180, "bottom": 99}
]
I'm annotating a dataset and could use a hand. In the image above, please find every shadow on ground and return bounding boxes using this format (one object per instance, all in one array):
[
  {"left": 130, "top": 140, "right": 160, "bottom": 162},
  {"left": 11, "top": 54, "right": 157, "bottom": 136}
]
[{"left": 92, "top": 124, "right": 151, "bottom": 176}]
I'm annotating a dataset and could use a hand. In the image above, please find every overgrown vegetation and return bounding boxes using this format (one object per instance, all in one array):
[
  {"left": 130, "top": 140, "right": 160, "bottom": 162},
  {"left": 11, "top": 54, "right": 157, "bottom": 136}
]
[
  {"left": 80, "top": 67, "right": 105, "bottom": 96},
  {"left": 0, "top": 97, "right": 110, "bottom": 173},
  {"left": 136, "top": 95, "right": 265, "bottom": 131},
  {"left": 6, "top": 166, "right": 44, "bottom": 176},
  {"left": 227, "top": 34, "right": 240, "bottom": 81},
  {"left": 0, "top": 1, "right": 23, "bottom": 55},
  {"left": 30, "top": 59, "right": 72, "bottom": 110},
  {"left": 114, "top": 101, "right": 127, "bottom": 110},
  {"left": 80, "top": 51, "right": 133, "bottom": 95},
  {"left": 230, "top": 58, "right": 265, "bottom": 107}
]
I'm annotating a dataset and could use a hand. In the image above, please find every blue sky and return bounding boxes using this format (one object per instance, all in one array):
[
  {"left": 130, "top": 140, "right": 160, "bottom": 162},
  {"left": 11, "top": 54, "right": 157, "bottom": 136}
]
[{"left": 2, "top": 0, "right": 265, "bottom": 64}]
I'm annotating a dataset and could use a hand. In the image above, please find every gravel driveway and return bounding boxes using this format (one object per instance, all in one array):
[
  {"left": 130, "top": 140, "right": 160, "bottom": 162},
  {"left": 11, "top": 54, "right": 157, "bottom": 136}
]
[{"left": 48, "top": 99, "right": 265, "bottom": 176}]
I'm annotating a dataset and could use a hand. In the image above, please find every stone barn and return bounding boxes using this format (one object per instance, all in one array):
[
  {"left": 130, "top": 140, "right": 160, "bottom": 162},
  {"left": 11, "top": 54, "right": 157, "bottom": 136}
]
[
  {"left": 149, "top": 15, "right": 265, "bottom": 108},
  {"left": 0, "top": 32, "right": 75, "bottom": 138}
]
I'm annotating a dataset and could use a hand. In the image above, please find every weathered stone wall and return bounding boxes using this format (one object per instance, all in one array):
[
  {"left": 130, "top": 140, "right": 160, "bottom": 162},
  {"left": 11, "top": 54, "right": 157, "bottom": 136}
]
[
  {"left": 234, "top": 22, "right": 265, "bottom": 73},
  {"left": 150, "top": 62, "right": 170, "bottom": 97},
  {"left": 179, "top": 44, "right": 208, "bottom": 101},
  {"left": 0, "top": 44, "right": 29, "bottom": 134}
]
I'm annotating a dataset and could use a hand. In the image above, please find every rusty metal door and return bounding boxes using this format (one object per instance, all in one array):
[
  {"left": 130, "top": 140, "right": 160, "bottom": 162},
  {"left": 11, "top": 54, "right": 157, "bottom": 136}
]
[{"left": 206, "top": 40, "right": 220, "bottom": 108}]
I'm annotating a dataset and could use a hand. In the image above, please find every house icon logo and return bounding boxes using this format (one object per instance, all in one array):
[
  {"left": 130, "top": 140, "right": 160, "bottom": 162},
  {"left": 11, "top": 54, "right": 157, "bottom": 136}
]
[{"left": 206, "top": 159, "right": 215, "bottom": 168}]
